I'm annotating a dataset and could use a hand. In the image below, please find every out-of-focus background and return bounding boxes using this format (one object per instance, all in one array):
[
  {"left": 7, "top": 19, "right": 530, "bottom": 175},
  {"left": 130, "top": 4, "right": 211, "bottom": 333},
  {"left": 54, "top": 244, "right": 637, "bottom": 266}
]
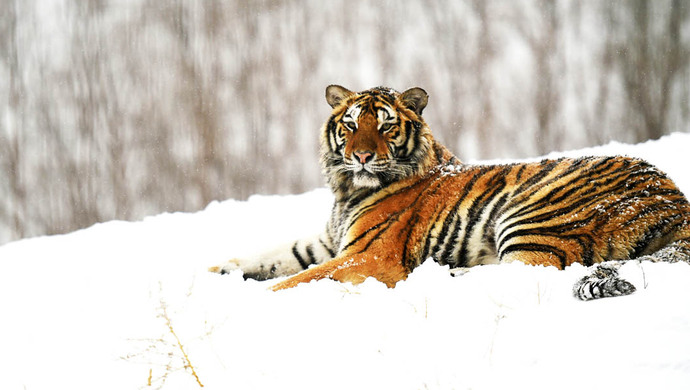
[{"left": 1, "top": 0, "right": 689, "bottom": 245}]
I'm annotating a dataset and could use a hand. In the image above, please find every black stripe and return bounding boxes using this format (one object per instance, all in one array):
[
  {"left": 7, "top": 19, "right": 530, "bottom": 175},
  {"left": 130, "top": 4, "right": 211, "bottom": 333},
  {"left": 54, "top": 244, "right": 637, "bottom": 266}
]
[
  {"left": 455, "top": 169, "right": 507, "bottom": 266},
  {"left": 439, "top": 213, "right": 464, "bottom": 266},
  {"left": 325, "top": 221, "right": 337, "bottom": 249},
  {"left": 577, "top": 235, "right": 595, "bottom": 266},
  {"left": 401, "top": 211, "right": 422, "bottom": 270},
  {"left": 412, "top": 123, "right": 423, "bottom": 160},
  {"left": 420, "top": 201, "right": 449, "bottom": 262},
  {"left": 305, "top": 244, "right": 317, "bottom": 265},
  {"left": 501, "top": 243, "right": 568, "bottom": 269},
  {"left": 342, "top": 188, "right": 378, "bottom": 212},
  {"left": 400, "top": 176, "right": 451, "bottom": 269},
  {"left": 319, "top": 238, "right": 336, "bottom": 258},
  {"left": 292, "top": 243, "right": 309, "bottom": 270},
  {"left": 431, "top": 203, "right": 462, "bottom": 264},
  {"left": 589, "top": 155, "right": 625, "bottom": 172},
  {"left": 404, "top": 121, "right": 417, "bottom": 158},
  {"left": 515, "top": 164, "right": 527, "bottom": 182},
  {"left": 605, "top": 234, "right": 615, "bottom": 262},
  {"left": 432, "top": 173, "right": 482, "bottom": 262},
  {"left": 481, "top": 192, "right": 510, "bottom": 251},
  {"left": 326, "top": 115, "right": 341, "bottom": 152}
]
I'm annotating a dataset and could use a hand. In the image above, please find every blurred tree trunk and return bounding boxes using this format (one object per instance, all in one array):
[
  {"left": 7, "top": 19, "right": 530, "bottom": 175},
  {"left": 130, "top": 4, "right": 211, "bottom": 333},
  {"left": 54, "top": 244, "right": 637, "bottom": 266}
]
[
  {"left": 429, "top": 4, "right": 466, "bottom": 157},
  {"left": 614, "top": 0, "right": 689, "bottom": 142},
  {"left": 517, "top": 0, "right": 563, "bottom": 154},
  {"left": 3, "top": 0, "right": 27, "bottom": 240},
  {"left": 582, "top": 3, "right": 615, "bottom": 146},
  {"left": 473, "top": 0, "right": 495, "bottom": 158}
]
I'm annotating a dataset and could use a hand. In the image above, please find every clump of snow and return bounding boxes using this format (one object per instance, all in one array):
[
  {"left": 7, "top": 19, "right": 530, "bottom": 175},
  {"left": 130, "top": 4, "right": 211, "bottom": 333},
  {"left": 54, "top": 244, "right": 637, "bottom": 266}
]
[{"left": 1, "top": 133, "right": 690, "bottom": 389}]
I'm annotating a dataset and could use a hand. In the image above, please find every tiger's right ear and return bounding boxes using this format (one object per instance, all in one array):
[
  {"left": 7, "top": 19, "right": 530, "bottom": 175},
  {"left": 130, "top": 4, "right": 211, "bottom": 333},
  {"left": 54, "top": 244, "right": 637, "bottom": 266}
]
[{"left": 326, "top": 85, "right": 354, "bottom": 108}]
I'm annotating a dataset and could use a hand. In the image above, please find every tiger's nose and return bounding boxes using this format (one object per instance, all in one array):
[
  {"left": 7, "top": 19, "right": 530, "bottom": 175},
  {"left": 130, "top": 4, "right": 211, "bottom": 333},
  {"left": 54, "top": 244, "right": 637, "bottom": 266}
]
[{"left": 354, "top": 151, "right": 374, "bottom": 164}]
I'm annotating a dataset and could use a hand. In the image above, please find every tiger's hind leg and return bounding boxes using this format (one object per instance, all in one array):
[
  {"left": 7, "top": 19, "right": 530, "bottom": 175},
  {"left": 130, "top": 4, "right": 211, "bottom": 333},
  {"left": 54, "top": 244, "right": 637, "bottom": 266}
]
[
  {"left": 636, "top": 238, "right": 690, "bottom": 265},
  {"left": 573, "top": 238, "right": 690, "bottom": 301}
]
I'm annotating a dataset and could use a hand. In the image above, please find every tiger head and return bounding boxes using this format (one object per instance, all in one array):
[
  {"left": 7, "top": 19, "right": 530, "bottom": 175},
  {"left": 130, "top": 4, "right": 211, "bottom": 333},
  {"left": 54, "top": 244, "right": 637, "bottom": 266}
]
[{"left": 321, "top": 85, "right": 450, "bottom": 195}]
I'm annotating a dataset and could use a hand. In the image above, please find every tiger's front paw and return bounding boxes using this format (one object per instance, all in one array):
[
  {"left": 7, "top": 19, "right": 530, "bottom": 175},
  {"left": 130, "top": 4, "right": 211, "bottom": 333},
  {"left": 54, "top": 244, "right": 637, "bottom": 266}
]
[
  {"left": 449, "top": 267, "right": 471, "bottom": 277},
  {"left": 209, "top": 258, "right": 296, "bottom": 281},
  {"left": 208, "top": 258, "right": 241, "bottom": 275}
]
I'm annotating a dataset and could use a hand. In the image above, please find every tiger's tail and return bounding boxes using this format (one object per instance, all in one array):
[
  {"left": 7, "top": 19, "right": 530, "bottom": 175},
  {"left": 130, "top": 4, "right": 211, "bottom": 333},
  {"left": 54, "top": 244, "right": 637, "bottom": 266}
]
[{"left": 573, "top": 237, "right": 690, "bottom": 301}]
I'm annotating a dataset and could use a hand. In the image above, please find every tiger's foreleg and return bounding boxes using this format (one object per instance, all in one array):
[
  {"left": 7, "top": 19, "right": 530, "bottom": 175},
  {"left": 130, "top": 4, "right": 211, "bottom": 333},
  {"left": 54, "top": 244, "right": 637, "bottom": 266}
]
[
  {"left": 270, "top": 252, "right": 409, "bottom": 291},
  {"left": 209, "top": 232, "right": 336, "bottom": 281}
]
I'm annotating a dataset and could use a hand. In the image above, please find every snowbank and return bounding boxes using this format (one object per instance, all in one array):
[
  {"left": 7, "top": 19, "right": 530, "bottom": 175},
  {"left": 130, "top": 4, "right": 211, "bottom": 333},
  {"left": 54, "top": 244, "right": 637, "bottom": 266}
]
[{"left": 1, "top": 133, "right": 690, "bottom": 390}]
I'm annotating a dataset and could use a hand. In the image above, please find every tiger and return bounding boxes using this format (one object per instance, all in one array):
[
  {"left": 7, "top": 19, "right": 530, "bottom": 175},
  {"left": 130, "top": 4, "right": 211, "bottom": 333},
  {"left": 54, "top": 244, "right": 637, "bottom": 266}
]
[{"left": 210, "top": 85, "right": 690, "bottom": 300}]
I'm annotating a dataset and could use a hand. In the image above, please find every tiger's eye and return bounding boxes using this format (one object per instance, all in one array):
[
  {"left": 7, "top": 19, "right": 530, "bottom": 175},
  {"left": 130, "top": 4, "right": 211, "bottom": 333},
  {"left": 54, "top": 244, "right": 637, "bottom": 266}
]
[
  {"left": 380, "top": 123, "right": 392, "bottom": 132},
  {"left": 343, "top": 121, "right": 356, "bottom": 131}
]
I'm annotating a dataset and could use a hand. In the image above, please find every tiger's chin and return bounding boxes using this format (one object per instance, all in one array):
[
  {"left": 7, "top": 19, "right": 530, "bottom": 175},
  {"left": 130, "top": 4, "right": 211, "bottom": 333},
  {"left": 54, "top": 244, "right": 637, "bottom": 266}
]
[{"left": 352, "top": 171, "right": 381, "bottom": 188}]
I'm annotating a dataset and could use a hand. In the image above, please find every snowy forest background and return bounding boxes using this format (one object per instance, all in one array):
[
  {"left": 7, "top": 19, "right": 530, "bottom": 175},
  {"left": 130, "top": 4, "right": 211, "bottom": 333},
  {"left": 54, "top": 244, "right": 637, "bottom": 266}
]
[{"left": 1, "top": 0, "right": 689, "bottom": 245}]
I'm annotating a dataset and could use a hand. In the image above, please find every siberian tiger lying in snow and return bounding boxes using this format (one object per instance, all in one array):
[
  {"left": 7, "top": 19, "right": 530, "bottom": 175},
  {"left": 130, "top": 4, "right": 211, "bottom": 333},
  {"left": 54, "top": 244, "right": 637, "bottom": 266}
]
[{"left": 211, "top": 85, "right": 690, "bottom": 300}]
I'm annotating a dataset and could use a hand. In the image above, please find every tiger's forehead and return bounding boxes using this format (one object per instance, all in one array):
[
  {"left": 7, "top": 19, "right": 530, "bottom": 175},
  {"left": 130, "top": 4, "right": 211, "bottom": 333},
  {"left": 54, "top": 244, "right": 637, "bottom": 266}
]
[{"left": 344, "top": 96, "right": 397, "bottom": 121}]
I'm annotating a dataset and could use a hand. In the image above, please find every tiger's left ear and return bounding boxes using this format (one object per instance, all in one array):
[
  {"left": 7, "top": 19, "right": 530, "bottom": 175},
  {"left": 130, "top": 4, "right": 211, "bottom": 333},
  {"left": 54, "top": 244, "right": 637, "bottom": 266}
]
[{"left": 399, "top": 87, "right": 429, "bottom": 116}]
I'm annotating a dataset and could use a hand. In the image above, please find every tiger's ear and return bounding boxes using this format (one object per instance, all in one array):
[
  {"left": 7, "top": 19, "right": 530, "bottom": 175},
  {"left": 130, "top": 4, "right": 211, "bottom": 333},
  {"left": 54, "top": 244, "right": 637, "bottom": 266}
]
[
  {"left": 399, "top": 87, "right": 429, "bottom": 116},
  {"left": 326, "top": 85, "right": 354, "bottom": 108}
]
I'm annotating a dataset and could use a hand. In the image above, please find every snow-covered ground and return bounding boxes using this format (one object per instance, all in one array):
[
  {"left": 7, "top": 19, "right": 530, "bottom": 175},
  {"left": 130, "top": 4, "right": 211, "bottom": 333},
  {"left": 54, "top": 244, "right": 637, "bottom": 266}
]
[{"left": 2, "top": 133, "right": 690, "bottom": 390}]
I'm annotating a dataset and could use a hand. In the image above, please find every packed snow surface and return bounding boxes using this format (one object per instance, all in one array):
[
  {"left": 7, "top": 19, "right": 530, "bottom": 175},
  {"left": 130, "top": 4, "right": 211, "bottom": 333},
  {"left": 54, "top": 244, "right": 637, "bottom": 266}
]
[{"left": 2, "top": 133, "right": 690, "bottom": 390}]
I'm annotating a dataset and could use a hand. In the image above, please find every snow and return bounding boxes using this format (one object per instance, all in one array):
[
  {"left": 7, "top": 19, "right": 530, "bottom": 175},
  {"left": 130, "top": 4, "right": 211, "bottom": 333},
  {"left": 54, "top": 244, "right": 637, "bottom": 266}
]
[{"left": 2, "top": 133, "right": 690, "bottom": 390}]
